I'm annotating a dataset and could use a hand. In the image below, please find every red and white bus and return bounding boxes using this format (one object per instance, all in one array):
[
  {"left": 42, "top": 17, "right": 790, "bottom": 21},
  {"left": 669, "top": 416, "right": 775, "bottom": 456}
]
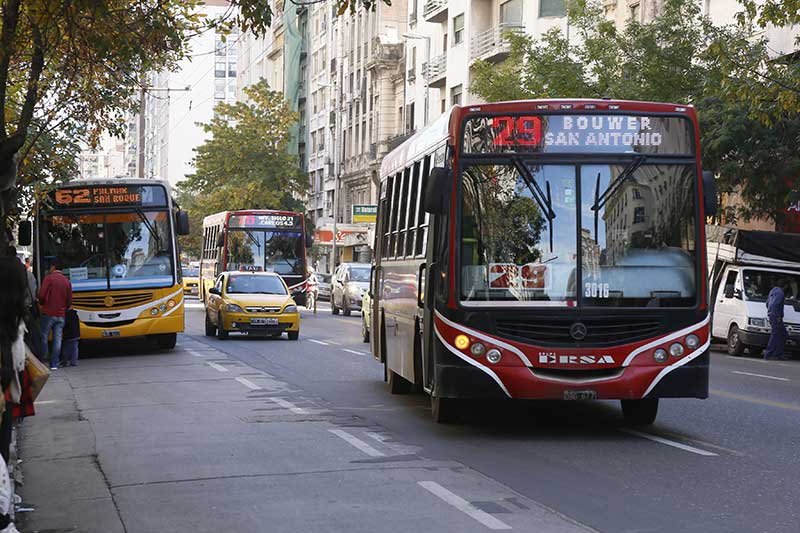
[
  {"left": 369, "top": 100, "right": 717, "bottom": 424},
  {"left": 200, "top": 210, "right": 313, "bottom": 306}
]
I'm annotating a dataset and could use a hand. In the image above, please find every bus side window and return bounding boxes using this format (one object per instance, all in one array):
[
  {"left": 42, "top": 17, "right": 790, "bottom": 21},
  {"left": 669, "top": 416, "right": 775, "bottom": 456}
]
[
  {"left": 406, "top": 161, "right": 421, "bottom": 257},
  {"left": 383, "top": 176, "right": 394, "bottom": 259},
  {"left": 416, "top": 155, "right": 431, "bottom": 257}
]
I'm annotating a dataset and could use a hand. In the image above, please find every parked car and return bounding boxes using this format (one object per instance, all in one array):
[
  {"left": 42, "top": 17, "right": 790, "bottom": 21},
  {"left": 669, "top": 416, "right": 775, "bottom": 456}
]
[
  {"left": 316, "top": 273, "right": 332, "bottom": 301},
  {"left": 361, "top": 290, "right": 371, "bottom": 343},
  {"left": 204, "top": 271, "right": 300, "bottom": 340},
  {"left": 331, "top": 262, "right": 370, "bottom": 316}
]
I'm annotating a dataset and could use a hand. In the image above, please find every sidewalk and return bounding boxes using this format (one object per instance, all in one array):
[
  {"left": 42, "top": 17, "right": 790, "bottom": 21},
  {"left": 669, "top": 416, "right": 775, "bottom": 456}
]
[{"left": 16, "top": 370, "right": 124, "bottom": 533}]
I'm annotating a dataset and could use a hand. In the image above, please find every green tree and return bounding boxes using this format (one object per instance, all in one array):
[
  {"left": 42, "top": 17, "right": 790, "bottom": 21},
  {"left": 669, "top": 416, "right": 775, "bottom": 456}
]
[
  {"left": 470, "top": 0, "right": 800, "bottom": 226},
  {"left": 178, "top": 79, "right": 307, "bottom": 224}
]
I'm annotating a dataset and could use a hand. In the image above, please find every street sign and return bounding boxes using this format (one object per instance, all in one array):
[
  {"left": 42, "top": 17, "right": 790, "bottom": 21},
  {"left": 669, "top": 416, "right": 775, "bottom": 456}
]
[{"left": 352, "top": 204, "right": 377, "bottom": 223}]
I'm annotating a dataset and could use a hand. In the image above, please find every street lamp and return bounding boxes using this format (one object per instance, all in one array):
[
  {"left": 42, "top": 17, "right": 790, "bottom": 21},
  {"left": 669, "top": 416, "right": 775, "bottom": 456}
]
[{"left": 403, "top": 32, "right": 431, "bottom": 127}]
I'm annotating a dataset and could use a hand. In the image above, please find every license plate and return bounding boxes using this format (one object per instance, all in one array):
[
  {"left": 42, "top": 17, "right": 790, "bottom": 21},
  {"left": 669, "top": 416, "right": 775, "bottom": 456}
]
[
  {"left": 251, "top": 317, "right": 278, "bottom": 326},
  {"left": 563, "top": 390, "right": 597, "bottom": 400},
  {"left": 101, "top": 330, "right": 121, "bottom": 338},
  {"left": 191, "top": 287, "right": 198, "bottom": 294}
]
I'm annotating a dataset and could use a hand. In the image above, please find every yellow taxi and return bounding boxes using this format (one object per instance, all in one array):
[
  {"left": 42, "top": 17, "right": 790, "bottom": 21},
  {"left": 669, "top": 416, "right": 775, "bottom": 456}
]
[
  {"left": 182, "top": 265, "right": 200, "bottom": 296},
  {"left": 204, "top": 271, "right": 300, "bottom": 340}
]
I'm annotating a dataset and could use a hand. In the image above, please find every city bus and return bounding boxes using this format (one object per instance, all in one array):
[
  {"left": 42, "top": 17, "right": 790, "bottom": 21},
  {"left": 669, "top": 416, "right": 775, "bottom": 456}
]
[
  {"left": 32, "top": 179, "right": 190, "bottom": 349},
  {"left": 200, "top": 210, "right": 312, "bottom": 306},
  {"left": 370, "top": 100, "right": 718, "bottom": 424}
]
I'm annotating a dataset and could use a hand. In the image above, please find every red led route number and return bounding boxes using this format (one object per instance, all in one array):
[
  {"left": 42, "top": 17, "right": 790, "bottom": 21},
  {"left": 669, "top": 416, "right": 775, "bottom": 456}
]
[{"left": 492, "top": 116, "right": 542, "bottom": 146}]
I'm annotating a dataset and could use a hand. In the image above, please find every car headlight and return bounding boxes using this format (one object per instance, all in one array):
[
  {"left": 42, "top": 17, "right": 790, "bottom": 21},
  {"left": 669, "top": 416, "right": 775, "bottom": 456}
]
[
  {"left": 748, "top": 317, "right": 767, "bottom": 328},
  {"left": 284, "top": 305, "right": 298, "bottom": 313},
  {"left": 225, "top": 303, "right": 244, "bottom": 313}
]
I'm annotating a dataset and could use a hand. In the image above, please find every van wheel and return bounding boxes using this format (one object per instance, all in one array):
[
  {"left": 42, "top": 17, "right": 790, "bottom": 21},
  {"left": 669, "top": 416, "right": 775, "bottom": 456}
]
[
  {"left": 343, "top": 298, "right": 351, "bottom": 316},
  {"left": 204, "top": 312, "right": 217, "bottom": 337},
  {"left": 331, "top": 298, "right": 340, "bottom": 315},
  {"left": 621, "top": 399, "right": 659, "bottom": 425},
  {"left": 727, "top": 324, "right": 745, "bottom": 356},
  {"left": 388, "top": 369, "right": 413, "bottom": 394},
  {"left": 431, "top": 396, "right": 459, "bottom": 424}
]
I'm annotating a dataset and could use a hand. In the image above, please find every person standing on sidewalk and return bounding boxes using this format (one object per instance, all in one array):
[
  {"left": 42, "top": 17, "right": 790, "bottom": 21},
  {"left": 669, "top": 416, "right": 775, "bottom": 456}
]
[
  {"left": 763, "top": 285, "right": 789, "bottom": 360},
  {"left": 0, "top": 256, "right": 28, "bottom": 462},
  {"left": 38, "top": 258, "right": 72, "bottom": 370},
  {"left": 61, "top": 307, "right": 80, "bottom": 367}
]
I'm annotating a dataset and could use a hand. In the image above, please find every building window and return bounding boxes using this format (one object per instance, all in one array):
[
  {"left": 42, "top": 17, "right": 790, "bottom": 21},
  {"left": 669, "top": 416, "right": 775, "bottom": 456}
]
[
  {"left": 441, "top": 99, "right": 446, "bottom": 112},
  {"left": 632, "top": 188, "right": 642, "bottom": 200},
  {"left": 501, "top": 0, "right": 523, "bottom": 24},
  {"left": 453, "top": 14, "right": 464, "bottom": 45},
  {"left": 450, "top": 84, "right": 462, "bottom": 106},
  {"left": 406, "top": 102, "right": 415, "bottom": 132},
  {"left": 539, "top": 0, "right": 566, "bottom": 17},
  {"left": 214, "top": 79, "right": 226, "bottom": 99},
  {"left": 215, "top": 60, "right": 226, "bottom": 78},
  {"left": 633, "top": 206, "right": 646, "bottom": 224},
  {"left": 215, "top": 37, "right": 225, "bottom": 56},
  {"left": 318, "top": 129, "right": 325, "bottom": 152}
]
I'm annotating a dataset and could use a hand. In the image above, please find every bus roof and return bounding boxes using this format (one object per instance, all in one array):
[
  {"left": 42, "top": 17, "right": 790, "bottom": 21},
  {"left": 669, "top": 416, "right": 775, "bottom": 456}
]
[
  {"left": 380, "top": 99, "right": 696, "bottom": 178},
  {"left": 56, "top": 177, "right": 173, "bottom": 191}
]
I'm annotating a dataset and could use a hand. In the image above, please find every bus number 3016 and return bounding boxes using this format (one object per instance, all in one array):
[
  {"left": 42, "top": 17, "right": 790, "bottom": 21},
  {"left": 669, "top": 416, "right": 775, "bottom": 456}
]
[{"left": 585, "top": 282, "right": 610, "bottom": 298}]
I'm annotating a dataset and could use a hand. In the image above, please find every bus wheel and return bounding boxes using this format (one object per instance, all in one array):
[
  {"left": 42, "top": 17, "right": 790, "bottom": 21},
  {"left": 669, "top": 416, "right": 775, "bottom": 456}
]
[
  {"left": 217, "top": 313, "right": 229, "bottom": 340},
  {"left": 204, "top": 313, "right": 217, "bottom": 337},
  {"left": 431, "top": 396, "right": 458, "bottom": 424},
  {"left": 155, "top": 333, "right": 177, "bottom": 350},
  {"left": 621, "top": 399, "right": 659, "bottom": 425},
  {"left": 388, "top": 369, "right": 412, "bottom": 394},
  {"left": 727, "top": 325, "right": 746, "bottom": 356}
]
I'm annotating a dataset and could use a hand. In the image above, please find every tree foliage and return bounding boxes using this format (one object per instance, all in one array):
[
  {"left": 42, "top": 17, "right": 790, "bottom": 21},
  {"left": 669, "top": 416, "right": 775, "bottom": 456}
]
[
  {"left": 177, "top": 80, "right": 308, "bottom": 246},
  {"left": 470, "top": 0, "right": 800, "bottom": 226}
]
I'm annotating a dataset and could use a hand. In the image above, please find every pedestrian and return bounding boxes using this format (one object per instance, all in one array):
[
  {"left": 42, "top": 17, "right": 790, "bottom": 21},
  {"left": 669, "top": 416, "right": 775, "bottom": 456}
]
[
  {"left": 61, "top": 307, "right": 80, "bottom": 367},
  {"left": 0, "top": 256, "right": 28, "bottom": 463},
  {"left": 763, "top": 285, "right": 789, "bottom": 360},
  {"left": 38, "top": 258, "right": 73, "bottom": 370},
  {"left": 24, "top": 256, "right": 32, "bottom": 272}
]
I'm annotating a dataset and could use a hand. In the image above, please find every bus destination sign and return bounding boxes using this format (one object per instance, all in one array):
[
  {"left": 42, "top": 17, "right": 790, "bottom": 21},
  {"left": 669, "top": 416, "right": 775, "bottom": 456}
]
[
  {"left": 228, "top": 213, "right": 301, "bottom": 229},
  {"left": 463, "top": 114, "right": 694, "bottom": 155},
  {"left": 49, "top": 185, "right": 167, "bottom": 208}
]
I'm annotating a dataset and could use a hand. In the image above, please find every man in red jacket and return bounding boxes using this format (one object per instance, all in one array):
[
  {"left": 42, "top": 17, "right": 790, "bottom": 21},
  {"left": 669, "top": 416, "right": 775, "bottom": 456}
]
[{"left": 38, "top": 258, "right": 73, "bottom": 370}]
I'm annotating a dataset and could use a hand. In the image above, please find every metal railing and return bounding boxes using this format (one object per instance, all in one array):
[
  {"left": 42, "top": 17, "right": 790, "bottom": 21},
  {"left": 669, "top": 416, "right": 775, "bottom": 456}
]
[
  {"left": 422, "top": 53, "right": 447, "bottom": 84},
  {"left": 423, "top": 0, "right": 447, "bottom": 21},
  {"left": 469, "top": 23, "right": 524, "bottom": 62}
]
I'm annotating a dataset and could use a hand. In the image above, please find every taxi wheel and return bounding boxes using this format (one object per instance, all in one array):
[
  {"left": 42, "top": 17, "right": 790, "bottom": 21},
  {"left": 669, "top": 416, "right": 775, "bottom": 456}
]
[
  {"left": 288, "top": 331, "right": 299, "bottom": 341},
  {"left": 204, "top": 312, "right": 217, "bottom": 337},
  {"left": 216, "top": 313, "right": 229, "bottom": 340},
  {"left": 343, "top": 298, "right": 352, "bottom": 317}
]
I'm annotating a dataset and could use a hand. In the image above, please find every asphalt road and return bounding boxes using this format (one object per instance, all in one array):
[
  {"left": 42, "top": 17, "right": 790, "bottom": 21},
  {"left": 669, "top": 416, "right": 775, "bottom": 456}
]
[{"left": 45, "top": 300, "right": 800, "bottom": 532}]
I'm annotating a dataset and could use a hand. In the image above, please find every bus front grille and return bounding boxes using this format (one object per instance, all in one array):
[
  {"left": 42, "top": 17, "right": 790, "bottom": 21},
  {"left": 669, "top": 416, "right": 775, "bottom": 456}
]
[
  {"left": 74, "top": 292, "right": 155, "bottom": 309},
  {"left": 494, "top": 317, "right": 662, "bottom": 346}
]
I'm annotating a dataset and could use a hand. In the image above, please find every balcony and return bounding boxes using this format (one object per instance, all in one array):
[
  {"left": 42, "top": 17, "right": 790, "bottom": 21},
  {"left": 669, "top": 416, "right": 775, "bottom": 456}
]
[
  {"left": 422, "top": 53, "right": 447, "bottom": 87},
  {"left": 469, "top": 23, "right": 524, "bottom": 63},
  {"left": 423, "top": 0, "right": 447, "bottom": 23}
]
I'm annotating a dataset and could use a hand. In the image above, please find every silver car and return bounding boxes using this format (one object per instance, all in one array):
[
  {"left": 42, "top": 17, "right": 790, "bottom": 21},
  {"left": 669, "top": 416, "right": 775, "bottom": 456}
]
[{"left": 331, "top": 262, "right": 370, "bottom": 316}]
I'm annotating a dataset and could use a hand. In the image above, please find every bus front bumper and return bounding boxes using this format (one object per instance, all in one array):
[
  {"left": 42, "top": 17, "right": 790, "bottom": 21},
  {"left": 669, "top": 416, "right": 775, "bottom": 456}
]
[{"left": 79, "top": 312, "right": 185, "bottom": 340}]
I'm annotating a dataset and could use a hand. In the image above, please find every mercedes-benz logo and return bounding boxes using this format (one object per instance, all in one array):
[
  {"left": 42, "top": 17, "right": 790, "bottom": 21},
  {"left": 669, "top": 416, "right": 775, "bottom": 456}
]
[{"left": 569, "top": 322, "right": 588, "bottom": 341}]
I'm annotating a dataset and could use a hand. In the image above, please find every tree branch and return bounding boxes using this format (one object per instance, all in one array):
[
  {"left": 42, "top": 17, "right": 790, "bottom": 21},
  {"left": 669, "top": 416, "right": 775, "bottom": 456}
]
[
  {"left": 16, "top": 20, "right": 45, "bottom": 138},
  {"left": 0, "top": 0, "right": 23, "bottom": 139}
]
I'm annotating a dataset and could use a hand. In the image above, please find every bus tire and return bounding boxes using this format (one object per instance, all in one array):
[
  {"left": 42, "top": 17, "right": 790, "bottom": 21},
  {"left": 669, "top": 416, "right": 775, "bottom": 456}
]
[
  {"left": 727, "top": 324, "right": 745, "bottom": 356},
  {"left": 343, "top": 298, "right": 352, "bottom": 316},
  {"left": 217, "top": 313, "right": 229, "bottom": 340},
  {"left": 204, "top": 312, "right": 217, "bottom": 337},
  {"left": 288, "top": 331, "right": 299, "bottom": 341},
  {"left": 431, "top": 396, "right": 458, "bottom": 424},
  {"left": 388, "top": 369, "right": 413, "bottom": 394},
  {"left": 155, "top": 333, "right": 177, "bottom": 350},
  {"left": 621, "top": 399, "right": 659, "bottom": 425}
]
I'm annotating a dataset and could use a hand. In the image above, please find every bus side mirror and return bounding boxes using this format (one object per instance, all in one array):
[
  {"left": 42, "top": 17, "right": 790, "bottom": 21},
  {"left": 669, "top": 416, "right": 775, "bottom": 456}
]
[
  {"left": 17, "top": 220, "right": 32, "bottom": 246},
  {"left": 306, "top": 232, "right": 314, "bottom": 248},
  {"left": 176, "top": 211, "right": 191, "bottom": 236},
  {"left": 424, "top": 167, "right": 450, "bottom": 215},
  {"left": 702, "top": 171, "right": 717, "bottom": 217}
]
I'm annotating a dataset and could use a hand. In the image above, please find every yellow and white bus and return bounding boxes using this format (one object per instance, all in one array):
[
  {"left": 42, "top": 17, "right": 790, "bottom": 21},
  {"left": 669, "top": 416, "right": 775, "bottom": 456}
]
[{"left": 32, "top": 179, "right": 190, "bottom": 349}]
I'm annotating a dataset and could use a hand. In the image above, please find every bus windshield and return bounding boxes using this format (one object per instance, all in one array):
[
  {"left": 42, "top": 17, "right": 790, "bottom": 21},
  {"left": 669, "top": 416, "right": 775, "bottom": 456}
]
[
  {"left": 460, "top": 162, "right": 697, "bottom": 307},
  {"left": 226, "top": 274, "right": 287, "bottom": 295},
  {"left": 40, "top": 211, "right": 174, "bottom": 291},
  {"left": 226, "top": 229, "right": 304, "bottom": 276}
]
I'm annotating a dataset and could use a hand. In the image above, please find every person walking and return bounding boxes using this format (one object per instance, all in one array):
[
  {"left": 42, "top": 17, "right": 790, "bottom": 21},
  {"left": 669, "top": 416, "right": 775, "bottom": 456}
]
[
  {"left": 763, "top": 285, "right": 789, "bottom": 360},
  {"left": 38, "top": 258, "right": 72, "bottom": 370}
]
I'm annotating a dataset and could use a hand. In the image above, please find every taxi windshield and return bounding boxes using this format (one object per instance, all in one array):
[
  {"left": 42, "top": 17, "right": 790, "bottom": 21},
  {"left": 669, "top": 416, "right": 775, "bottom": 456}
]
[{"left": 226, "top": 275, "right": 287, "bottom": 295}]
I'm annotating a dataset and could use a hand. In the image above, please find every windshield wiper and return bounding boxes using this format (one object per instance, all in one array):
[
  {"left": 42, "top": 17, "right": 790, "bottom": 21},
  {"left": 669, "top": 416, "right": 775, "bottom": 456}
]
[
  {"left": 512, "top": 159, "right": 556, "bottom": 253},
  {"left": 134, "top": 208, "right": 164, "bottom": 252},
  {"left": 591, "top": 155, "right": 647, "bottom": 242}
]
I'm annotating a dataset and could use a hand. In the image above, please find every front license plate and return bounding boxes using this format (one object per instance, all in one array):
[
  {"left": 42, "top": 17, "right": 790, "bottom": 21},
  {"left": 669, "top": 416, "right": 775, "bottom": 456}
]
[
  {"left": 101, "top": 330, "right": 121, "bottom": 338},
  {"left": 563, "top": 390, "right": 597, "bottom": 400},
  {"left": 251, "top": 317, "right": 278, "bottom": 326}
]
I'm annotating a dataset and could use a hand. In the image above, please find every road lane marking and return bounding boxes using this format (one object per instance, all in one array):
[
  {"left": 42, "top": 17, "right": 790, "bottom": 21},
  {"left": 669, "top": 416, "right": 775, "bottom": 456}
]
[
  {"left": 270, "top": 397, "right": 308, "bottom": 415},
  {"left": 329, "top": 429, "right": 385, "bottom": 457},
  {"left": 308, "top": 339, "right": 330, "bottom": 346},
  {"left": 342, "top": 349, "right": 365, "bottom": 355},
  {"left": 418, "top": 481, "right": 512, "bottom": 530},
  {"left": 185, "top": 302, "right": 205, "bottom": 309},
  {"left": 731, "top": 370, "right": 789, "bottom": 381},
  {"left": 620, "top": 429, "right": 717, "bottom": 456},
  {"left": 235, "top": 377, "right": 262, "bottom": 390},
  {"left": 206, "top": 362, "right": 228, "bottom": 372},
  {"left": 187, "top": 350, "right": 206, "bottom": 357},
  {"left": 711, "top": 388, "right": 800, "bottom": 412}
]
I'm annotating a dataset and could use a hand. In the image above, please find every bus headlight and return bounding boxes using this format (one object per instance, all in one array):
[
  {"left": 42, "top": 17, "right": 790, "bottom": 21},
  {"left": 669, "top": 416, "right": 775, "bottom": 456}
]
[
  {"left": 470, "top": 343, "right": 486, "bottom": 357},
  {"left": 167, "top": 299, "right": 176, "bottom": 308},
  {"left": 669, "top": 343, "right": 685, "bottom": 357},
  {"left": 685, "top": 334, "right": 700, "bottom": 350},
  {"left": 284, "top": 305, "right": 298, "bottom": 313},
  {"left": 225, "top": 303, "right": 244, "bottom": 313},
  {"left": 159, "top": 303, "right": 168, "bottom": 312},
  {"left": 150, "top": 307, "right": 159, "bottom": 316},
  {"left": 454, "top": 335, "right": 470, "bottom": 350},
  {"left": 653, "top": 349, "right": 668, "bottom": 363},
  {"left": 486, "top": 349, "right": 502, "bottom": 364}
]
